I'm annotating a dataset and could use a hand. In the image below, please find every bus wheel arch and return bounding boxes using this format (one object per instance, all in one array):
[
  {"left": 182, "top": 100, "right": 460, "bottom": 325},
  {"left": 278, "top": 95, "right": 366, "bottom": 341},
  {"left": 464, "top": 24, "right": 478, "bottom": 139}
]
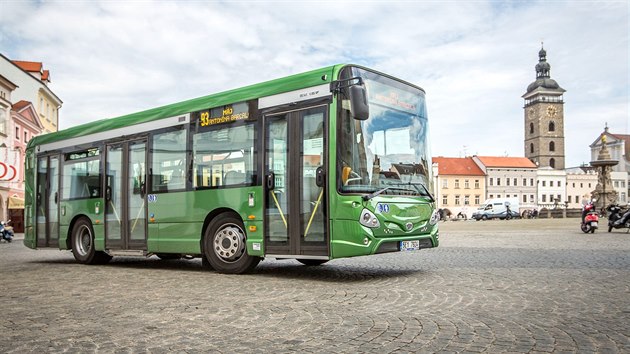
[
  {"left": 69, "top": 216, "right": 111, "bottom": 265},
  {"left": 201, "top": 210, "right": 260, "bottom": 274}
]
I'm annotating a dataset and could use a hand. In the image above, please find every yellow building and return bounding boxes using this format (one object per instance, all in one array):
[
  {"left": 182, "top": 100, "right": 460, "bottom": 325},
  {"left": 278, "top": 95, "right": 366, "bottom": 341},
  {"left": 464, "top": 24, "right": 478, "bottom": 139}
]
[{"left": 433, "top": 157, "right": 486, "bottom": 219}]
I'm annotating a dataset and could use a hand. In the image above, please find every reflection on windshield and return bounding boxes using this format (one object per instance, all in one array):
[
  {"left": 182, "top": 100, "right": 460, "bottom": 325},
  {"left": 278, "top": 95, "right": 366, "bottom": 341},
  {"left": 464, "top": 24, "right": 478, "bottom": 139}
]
[{"left": 337, "top": 67, "right": 431, "bottom": 197}]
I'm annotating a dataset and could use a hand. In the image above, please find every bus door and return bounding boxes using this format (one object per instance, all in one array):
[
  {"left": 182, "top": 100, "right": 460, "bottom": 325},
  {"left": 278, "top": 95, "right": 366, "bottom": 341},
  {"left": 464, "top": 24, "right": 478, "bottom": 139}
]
[
  {"left": 36, "top": 154, "right": 60, "bottom": 247},
  {"left": 264, "top": 105, "right": 328, "bottom": 257},
  {"left": 104, "top": 139, "right": 148, "bottom": 250}
]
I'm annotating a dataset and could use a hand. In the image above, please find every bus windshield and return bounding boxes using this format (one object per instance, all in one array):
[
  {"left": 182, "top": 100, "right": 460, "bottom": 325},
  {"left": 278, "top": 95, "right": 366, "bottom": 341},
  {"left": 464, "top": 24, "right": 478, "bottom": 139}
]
[{"left": 337, "top": 67, "right": 432, "bottom": 198}]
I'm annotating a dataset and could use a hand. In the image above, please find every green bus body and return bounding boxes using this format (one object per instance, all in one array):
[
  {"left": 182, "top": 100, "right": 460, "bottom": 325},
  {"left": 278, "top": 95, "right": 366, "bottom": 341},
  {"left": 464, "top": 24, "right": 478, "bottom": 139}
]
[{"left": 24, "top": 64, "right": 439, "bottom": 273}]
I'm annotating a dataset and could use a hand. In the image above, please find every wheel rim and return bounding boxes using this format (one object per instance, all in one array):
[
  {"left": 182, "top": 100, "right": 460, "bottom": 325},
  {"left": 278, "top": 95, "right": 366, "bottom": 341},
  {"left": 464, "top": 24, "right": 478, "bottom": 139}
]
[
  {"left": 213, "top": 223, "right": 246, "bottom": 263},
  {"left": 75, "top": 224, "right": 92, "bottom": 256}
]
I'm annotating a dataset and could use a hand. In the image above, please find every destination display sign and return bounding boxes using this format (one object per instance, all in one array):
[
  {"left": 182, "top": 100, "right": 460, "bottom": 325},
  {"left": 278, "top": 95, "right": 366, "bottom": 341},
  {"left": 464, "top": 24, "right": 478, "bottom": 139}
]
[
  {"left": 198, "top": 101, "right": 250, "bottom": 127},
  {"left": 366, "top": 81, "right": 421, "bottom": 116}
]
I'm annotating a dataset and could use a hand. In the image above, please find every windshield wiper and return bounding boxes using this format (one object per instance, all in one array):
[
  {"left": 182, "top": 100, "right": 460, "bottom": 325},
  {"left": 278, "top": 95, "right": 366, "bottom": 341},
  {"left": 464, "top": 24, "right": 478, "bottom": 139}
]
[
  {"left": 388, "top": 182, "right": 435, "bottom": 202},
  {"left": 362, "top": 187, "right": 390, "bottom": 201}
]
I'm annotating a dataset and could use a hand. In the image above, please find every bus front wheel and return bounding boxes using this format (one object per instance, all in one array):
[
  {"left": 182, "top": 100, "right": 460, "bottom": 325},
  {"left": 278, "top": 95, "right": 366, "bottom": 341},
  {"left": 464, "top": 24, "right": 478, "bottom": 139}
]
[
  {"left": 203, "top": 213, "right": 260, "bottom": 274},
  {"left": 71, "top": 218, "right": 111, "bottom": 265}
]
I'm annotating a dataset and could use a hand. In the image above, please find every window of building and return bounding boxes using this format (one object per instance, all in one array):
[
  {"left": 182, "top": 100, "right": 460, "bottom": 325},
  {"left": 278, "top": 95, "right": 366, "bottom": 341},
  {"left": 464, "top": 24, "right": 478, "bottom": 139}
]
[
  {"left": 464, "top": 195, "right": 470, "bottom": 205},
  {"left": 489, "top": 178, "right": 493, "bottom": 186},
  {"left": 614, "top": 181, "right": 619, "bottom": 188},
  {"left": 575, "top": 196, "right": 579, "bottom": 204},
  {"left": 580, "top": 183, "right": 583, "bottom": 188},
  {"left": 529, "top": 122, "right": 534, "bottom": 134},
  {"left": 514, "top": 178, "right": 517, "bottom": 186},
  {"left": 464, "top": 179, "right": 469, "bottom": 189},
  {"left": 550, "top": 158, "right": 556, "bottom": 168},
  {"left": 621, "top": 192, "right": 627, "bottom": 203},
  {"left": 530, "top": 194, "right": 534, "bottom": 202},
  {"left": 506, "top": 178, "right": 510, "bottom": 186},
  {"left": 497, "top": 194, "right": 501, "bottom": 198},
  {"left": 549, "top": 141, "right": 555, "bottom": 152},
  {"left": 542, "top": 180, "right": 546, "bottom": 187},
  {"left": 497, "top": 178, "right": 501, "bottom": 186},
  {"left": 474, "top": 195, "right": 480, "bottom": 204},
  {"left": 622, "top": 181, "right": 626, "bottom": 188},
  {"left": 442, "top": 179, "right": 448, "bottom": 188},
  {"left": 557, "top": 181, "right": 561, "bottom": 187},
  {"left": 442, "top": 195, "right": 448, "bottom": 205},
  {"left": 455, "top": 195, "right": 460, "bottom": 205},
  {"left": 474, "top": 179, "right": 479, "bottom": 189},
  {"left": 522, "top": 195, "right": 527, "bottom": 203},
  {"left": 549, "top": 121, "right": 555, "bottom": 132},
  {"left": 15, "top": 126, "right": 19, "bottom": 140},
  {"left": 542, "top": 195, "right": 546, "bottom": 203},
  {"left": 530, "top": 143, "right": 534, "bottom": 153},
  {"left": 489, "top": 194, "right": 494, "bottom": 199},
  {"left": 454, "top": 179, "right": 460, "bottom": 188},
  {"left": 24, "top": 131, "right": 28, "bottom": 142},
  {"left": 530, "top": 178, "right": 534, "bottom": 186}
]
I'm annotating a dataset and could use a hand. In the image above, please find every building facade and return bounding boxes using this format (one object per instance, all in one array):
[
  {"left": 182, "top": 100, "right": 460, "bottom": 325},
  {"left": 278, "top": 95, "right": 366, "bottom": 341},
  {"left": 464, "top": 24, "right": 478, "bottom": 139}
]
[
  {"left": 472, "top": 156, "right": 538, "bottom": 211},
  {"left": 565, "top": 167, "right": 599, "bottom": 209},
  {"left": 0, "top": 54, "right": 62, "bottom": 134},
  {"left": 523, "top": 45, "right": 566, "bottom": 170},
  {"left": 536, "top": 167, "right": 567, "bottom": 209},
  {"left": 433, "top": 157, "right": 486, "bottom": 218}
]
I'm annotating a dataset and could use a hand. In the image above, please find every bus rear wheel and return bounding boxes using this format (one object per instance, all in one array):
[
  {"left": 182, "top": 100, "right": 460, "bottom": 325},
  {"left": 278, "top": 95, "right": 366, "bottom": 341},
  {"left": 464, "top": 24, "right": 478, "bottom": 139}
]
[
  {"left": 71, "top": 218, "right": 111, "bottom": 265},
  {"left": 203, "top": 213, "right": 260, "bottom": 274}
]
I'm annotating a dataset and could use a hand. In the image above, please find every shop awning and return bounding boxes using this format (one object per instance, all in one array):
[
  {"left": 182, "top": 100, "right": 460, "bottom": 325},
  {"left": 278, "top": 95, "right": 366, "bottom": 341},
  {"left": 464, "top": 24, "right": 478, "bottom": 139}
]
[{"left": 8, "top": 196, "right": 24, "bottom": 209}]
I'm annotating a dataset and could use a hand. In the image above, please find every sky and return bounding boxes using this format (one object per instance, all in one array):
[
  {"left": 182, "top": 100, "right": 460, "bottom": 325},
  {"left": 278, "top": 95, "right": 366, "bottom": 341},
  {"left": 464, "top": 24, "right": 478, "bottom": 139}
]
[{"left": 0, "top": 0, "right": 628, "bottom": 168}]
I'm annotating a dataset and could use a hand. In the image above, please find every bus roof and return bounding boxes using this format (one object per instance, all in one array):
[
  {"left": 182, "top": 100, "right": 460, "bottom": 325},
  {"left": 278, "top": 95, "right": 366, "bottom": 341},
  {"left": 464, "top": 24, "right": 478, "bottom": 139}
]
[{"left": 28, "top": 64, "right": 344, "bottom": 149}]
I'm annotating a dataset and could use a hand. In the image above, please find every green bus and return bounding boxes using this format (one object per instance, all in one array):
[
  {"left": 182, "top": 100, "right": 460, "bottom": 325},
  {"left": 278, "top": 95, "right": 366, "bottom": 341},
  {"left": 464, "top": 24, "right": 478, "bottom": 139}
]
[{"left": 24, "top": 64, "right": 439, "bottom": 273}]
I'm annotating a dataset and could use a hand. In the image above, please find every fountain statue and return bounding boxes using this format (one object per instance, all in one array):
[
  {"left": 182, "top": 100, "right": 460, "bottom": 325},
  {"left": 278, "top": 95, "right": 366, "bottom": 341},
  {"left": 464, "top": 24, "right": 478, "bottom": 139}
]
[{"left": 590, "top": 134, "right": 618, "bottom": 212}]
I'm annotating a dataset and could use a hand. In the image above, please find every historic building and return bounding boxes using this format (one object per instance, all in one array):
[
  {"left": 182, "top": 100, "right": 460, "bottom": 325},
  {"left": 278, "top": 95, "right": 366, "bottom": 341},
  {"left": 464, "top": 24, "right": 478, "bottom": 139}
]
[
  {"left": 0, "top": 54, "right": 62, "bottom": 134},
  {"left": 472, "top": 156, "right": 538, "bottom": 211},
  {"left": 432, "top": 157, "right": 486, "bottom": 218},
  {"left": 523, "top": 45, "right": 566, "bottom": 170}
]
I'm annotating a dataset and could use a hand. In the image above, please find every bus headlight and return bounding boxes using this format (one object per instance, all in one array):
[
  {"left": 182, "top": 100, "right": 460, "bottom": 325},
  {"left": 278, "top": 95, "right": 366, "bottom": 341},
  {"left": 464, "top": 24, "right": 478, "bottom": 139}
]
[
  {"left": 429, "top": 210, "right": 440, "bottom": 226},
  {"left": 359, "top": 209, "right": 380, "bottom": 228}
]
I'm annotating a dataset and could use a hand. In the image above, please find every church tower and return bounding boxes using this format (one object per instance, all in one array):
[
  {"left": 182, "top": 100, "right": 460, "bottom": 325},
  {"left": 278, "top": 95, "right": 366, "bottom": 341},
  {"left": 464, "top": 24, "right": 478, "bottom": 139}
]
[{"left": 523, "top": 45, "right": 566, "bottom": 169}]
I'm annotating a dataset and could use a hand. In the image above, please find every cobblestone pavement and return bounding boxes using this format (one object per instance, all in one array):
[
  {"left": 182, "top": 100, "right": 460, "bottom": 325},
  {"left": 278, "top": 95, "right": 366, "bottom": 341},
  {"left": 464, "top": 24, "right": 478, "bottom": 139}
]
[{"left": 1, "top": 218, "right": 629, "bottom": 353}]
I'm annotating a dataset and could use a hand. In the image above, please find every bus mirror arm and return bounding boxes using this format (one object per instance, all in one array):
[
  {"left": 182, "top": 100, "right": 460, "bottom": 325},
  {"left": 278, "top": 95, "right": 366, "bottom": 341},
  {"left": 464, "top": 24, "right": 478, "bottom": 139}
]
[
  {"left": 266, "top": 172, "right": 275, "bottom": 190},
  {"left": 105, "top": 186, "right": 112, "bottom": 201}
]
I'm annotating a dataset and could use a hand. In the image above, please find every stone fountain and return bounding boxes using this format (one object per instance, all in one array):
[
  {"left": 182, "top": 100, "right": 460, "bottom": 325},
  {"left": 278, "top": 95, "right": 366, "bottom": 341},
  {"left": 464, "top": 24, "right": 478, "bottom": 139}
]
[{"left": 590, "top": 134, "right": 618, "bottom": 212}]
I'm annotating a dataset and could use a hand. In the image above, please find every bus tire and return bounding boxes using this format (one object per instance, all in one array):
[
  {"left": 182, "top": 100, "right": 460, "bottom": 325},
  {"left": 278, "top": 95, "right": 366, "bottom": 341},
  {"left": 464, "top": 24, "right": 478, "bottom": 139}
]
[
  {"left": 203, "top": 213, "right": 260, "bottom": 274},
  {"left": 71, "top": 218, "right": 111, "bottom": 265},
  {"left": 297, "top": 259, "right": 328, "bottom": 266}
]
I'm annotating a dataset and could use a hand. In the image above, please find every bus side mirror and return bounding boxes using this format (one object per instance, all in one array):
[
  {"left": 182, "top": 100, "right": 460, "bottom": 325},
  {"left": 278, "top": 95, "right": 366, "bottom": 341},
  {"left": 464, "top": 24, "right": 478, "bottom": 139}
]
[{"left": 349, "top": 84, "right": 369, "bottom": 120}]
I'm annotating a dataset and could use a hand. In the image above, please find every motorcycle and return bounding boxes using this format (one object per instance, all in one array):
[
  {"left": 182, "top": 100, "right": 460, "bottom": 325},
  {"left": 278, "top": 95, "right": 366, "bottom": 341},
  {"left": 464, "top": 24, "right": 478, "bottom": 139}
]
[
  {"left": 580, "top": 202, "right": 599, "bottom": 233},
  {"left": 606, "top": 204, "right": 630, "bottom": 233},
  {"left": 0, "top": 220, "right": 14, "bottom": 243}
]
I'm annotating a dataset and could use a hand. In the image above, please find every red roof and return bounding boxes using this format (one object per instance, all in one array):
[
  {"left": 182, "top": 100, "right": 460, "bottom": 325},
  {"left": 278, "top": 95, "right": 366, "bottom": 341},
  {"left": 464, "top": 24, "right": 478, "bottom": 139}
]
[
  {"left": 433, "top": 157, "right": 485, "bottom": 176},
  {"left": 42, "top": 70, "right": 49, "bottom": 81},
  {"left": 12, "top": 60, "right": 43, "bottom": 73},
  {"left": 475, "top": 156, "right": 537, "bottom": 168},
  {"left": 12, "top": 100, "right": 31, "bottom": 111}
]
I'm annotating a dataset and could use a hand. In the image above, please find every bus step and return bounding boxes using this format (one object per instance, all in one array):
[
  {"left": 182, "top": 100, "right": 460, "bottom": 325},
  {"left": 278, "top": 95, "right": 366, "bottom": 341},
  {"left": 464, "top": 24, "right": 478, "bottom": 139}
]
[{"left": 106, "top": 249, "right": 146, "bottom": 257}]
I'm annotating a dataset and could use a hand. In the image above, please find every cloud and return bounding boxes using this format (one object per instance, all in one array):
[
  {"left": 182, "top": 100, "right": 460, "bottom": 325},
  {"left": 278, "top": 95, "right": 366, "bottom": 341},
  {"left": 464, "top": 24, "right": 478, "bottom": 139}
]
[{"left": 0, "top": 0, "right": 627, "bottom": 167}]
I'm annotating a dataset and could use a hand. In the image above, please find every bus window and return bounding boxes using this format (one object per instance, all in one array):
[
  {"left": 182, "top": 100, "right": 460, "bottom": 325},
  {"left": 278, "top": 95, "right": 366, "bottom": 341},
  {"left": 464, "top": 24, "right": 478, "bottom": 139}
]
[
  {"left": 62, "top": 150, "right": 101, "bottom": 200},
  {"left": 193, "top": 122, "right": 255, "bottom": 188},
  {"left": 151, "top": 128, "right": 187, "bottom": 192}
]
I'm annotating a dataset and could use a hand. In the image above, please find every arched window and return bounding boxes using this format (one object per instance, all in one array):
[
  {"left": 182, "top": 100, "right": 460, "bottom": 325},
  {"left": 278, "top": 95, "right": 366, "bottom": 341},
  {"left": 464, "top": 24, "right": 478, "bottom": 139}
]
[
  {"left": 550, "top": 158, "right": 556, "bottom": 169},
  {"left": 530, "top": 143, "right": 534, "bottom": 153},
  {"left": 549, "top": 121, "right": 555, "bottom": 132},
  {"left": 549, "top": 141, "right": 555, "bottom": 152},
  {"left": 529, "top": 122, "right": 534, "bottom": 134}
]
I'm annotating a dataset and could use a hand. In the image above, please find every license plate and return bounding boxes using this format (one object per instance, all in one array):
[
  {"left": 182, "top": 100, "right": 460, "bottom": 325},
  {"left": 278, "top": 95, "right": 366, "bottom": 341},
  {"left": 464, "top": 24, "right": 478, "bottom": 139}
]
[
  {"left": 400, "top": 240, "right": 420, "bottom": 251},
  {"left": 591, "top": 222, "right": 598, "bottom": 227}
]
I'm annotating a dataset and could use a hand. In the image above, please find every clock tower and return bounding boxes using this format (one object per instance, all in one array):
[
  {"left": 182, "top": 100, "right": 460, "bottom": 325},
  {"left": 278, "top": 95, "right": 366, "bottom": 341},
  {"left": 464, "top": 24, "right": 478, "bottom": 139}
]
[{"left": 523, "top": 45, "right": 566, "bottom": 169}]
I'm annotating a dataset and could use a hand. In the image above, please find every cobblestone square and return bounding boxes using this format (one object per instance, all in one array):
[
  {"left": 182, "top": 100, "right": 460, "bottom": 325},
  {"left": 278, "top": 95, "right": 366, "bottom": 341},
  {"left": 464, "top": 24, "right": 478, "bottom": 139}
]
[{"left": 1, "top": 218, "right": 629, "bottom": 353}]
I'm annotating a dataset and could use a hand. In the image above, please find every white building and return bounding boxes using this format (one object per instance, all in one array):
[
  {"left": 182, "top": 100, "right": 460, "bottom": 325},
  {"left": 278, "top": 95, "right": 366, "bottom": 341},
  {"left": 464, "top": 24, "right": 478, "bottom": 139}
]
[
  {"left": 565, "top": 167, "right": 599, "bottom": 209},
  {"left": 537, "top": 167, "right": 567, "bottom": 209}
]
